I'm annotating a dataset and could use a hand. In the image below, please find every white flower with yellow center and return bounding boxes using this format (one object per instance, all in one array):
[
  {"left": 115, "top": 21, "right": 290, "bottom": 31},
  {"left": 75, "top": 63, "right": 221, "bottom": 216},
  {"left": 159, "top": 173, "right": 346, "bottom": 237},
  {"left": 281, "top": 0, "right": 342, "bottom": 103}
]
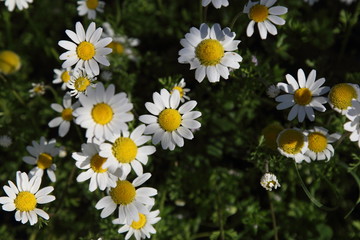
[
  {"left": 99, "top": 124, "right": 156, "bottom": 177},
  {"left": 67, "top": 67, "right": 96, "bottom": 98},
  {"left": 53, "top": 67, "right": 72, "bottom": 90},
  {"left": 48, "top": 93, "right": 80, "bottom": 137},
  {"left": 243, "top": 0, "right": 287, "bottom": 40},
  {"left": 275, "top": 69, "right": 330, "bottom": 122},
  {"left": 139, "top": 89, "right": 201, "bottom": 150},
  {"left": 328, "top": 83, "right": 360, "bottom": 115},
  {"left": 202, "top": 0, "right": 229, "bottom": 9},
  {"left": 344, "top": 100, "right": 360, "bottom": 147},
  {"left": 23, "top": 137, "right": 59, "bottom": 182},
  {"left": 77, "top": 0, "right": 105, "bottom": 19},
  {"left": 113, "top": 207, "right": 161, "bottom": 240},
  {"left": 3, "top": 0, "right": 32, "bottom": 12},
  {"left": 59, "top": 21, "right": 112, "bottom": 76},
  {"left": 95, "top": 173, "right": 157, "bottom": 224},
  {"left": 260, "top": 173, "right": 280, "bottom": 191},
  {"left": 304, "top": 127, "right": 341, "bottom": 161},
  {"left": 29, "top": 82, "right": 46, "bottom": 98},
  {"left": 0, "top": 171, "right": 55, "bottom": 225},
  {"left": 73, "top": 142, "right": 116, "bottom": 192},
  {"left": 171, "top": 78, "right": 190, "bottom": 103},
  {"left": 178, "top": 23, "right": 242, "bottom": 83},
  {"left": 276, "top": 128, "right": 310, "bottom": 163},
  {"left": 73, "top": 82, "right": 134, "bottom": 142},
  {"left": 0, "top": 50, "right": 21, "bottom": 74}
]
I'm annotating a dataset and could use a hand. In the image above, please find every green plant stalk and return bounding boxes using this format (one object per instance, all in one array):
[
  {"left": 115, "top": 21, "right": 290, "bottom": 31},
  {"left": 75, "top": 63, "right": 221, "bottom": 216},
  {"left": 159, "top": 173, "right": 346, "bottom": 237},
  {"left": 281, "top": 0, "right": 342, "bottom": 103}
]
[
  {"left": 215, "top": 192, "right": 225, "bottom": 240},
  {"left": 268, "top": 191, "right": 279, "bottom": 240}
]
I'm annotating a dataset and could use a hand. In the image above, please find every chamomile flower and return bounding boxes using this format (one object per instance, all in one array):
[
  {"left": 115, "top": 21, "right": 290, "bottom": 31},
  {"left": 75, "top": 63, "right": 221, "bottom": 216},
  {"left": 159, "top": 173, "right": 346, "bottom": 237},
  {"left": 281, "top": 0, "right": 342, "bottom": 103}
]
[
  {"left": 178, "top": 23, "right": 242, "bottom": 83},
  {"left": 113, "top": 207, "right": 161, "bottom": 240},
  {"left": 73, "top": 142, "right": 117, "bottom": 192},
  {"left": 53, "top": 67, "right": 72, "bottom": 90},
  {"left": 0, "top": 50, "right": 21, "bottom": 74},
  {"left": 243, "top": 0, "right": 288, "bottom": 39},
  {"left": 0, "top": 135, "right": 12, "bottom": 148},
  {"left": 73, "top": 82, "right": 133, "bottom": 142},
  {"left": 304, "top": 127, "right": 341, "bottom": 161},
  {"left": 95, "top": 173, "right": 157, "bottom": 224},
  {"left": 171, "top": 78, "right": 190, "bottom": 103},
  {"left": 344, "top": 100, "right": 360, "bottom": 147},
  {"left": 58, "top": 21, "right": 112, "bottom": 76},
  {"left": 275, "top": 69, "right": 330, "bottom": 122},
  {"left": 266, "top": 84, "right": 280, "bottom": 98},
  {"left": 277, "top": 128, "right": 310, "bottom": 163},
  {"left": 139, "top": 89, "right": 201, "bottom": 150},
  {"left": 0, "top": 171, "right": 55, "bottom": 225},
  {"left": 29, "top": 82, "right": 46, "bottom": 98},
  {"left": 77, "top": 0, "right": 105, "bottom": 19},
  {"left": 22, "top": 137, "right": 59, "bottom": 182},
  {"left": 260, "top": 173, "right": 281, "bottom": 191},
  {"left": 328, "top": 83, "right": 360, "bottom": 115},
  {"left": 3, "top": 0, "right": 32, "bottom": 12},
  {"left": 99, "top": 124, "right": 156, "bottom": 177},
  {"left": 202, "top": 0, "right": 229, "bottom": 9},
  {"left": 67, "top": 67, "right": 96, "bottom": 98},
  {"left": 48, "top": 93, "right": 80, "bottom": 137}
]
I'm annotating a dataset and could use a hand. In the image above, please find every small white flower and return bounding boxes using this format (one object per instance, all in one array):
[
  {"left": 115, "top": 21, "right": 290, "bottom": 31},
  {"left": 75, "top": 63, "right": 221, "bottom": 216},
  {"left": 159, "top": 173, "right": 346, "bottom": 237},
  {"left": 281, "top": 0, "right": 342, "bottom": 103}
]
[
  {"left": 260, "top": 172, "right": 280, "bottom": 191},
  {"left": 53, "top": 67, "right": 72, "bottom": 90},
  {"left": 171, "top": 78, "right": 190, "bottom": 103},
  {"left": 3, "top": 0, "right": 33, "bottom": 12},
  {"left": 251, "top": 55, "right": 258, "bottom": 66},
  {"left": 29, "top": 82, "right": 46, "bottom": 98},
  {"left": 266, "top": 84, "right": 280, "bottom": 98},
  {"left": 202, "top": 0, "right": 229, "bottom": 9},
  {"left": 277, "top": 128, "right": 310, "bottom": 163},
  {"left": 100, "top": 70, "right": 112, "bottom": 81},
  {"left": 66, "top": 67, "right": 97, "bottom": 98},
  {"left": 0, "top": 135, "right": 12, "bottom": 148},
  {"left": 77, "top": 0, "right": 105, "bottom": 19},
  {"left": 344, "top": 100, "right": 360, "bottom": 147}
]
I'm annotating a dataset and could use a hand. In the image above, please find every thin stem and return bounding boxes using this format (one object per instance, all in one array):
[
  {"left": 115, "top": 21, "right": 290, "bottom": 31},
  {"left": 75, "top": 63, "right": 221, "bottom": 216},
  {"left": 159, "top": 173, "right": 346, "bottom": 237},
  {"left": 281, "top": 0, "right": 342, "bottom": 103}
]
[
  {"left": 216, "top": 193, "right": 225, "bottom": 240},
  {"left": 268, "top": 191, "right": 279, "bottom": 240},
  {"left": 230, "top": 11, "right": 243, "bottom": 29}
]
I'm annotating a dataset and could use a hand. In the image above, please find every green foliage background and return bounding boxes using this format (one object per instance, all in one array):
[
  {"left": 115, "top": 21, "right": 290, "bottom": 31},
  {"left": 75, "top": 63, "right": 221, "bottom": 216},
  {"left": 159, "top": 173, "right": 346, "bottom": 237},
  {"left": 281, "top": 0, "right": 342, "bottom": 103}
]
[{"left": 0, "top": 0, "right": 360, "bottom": 239}]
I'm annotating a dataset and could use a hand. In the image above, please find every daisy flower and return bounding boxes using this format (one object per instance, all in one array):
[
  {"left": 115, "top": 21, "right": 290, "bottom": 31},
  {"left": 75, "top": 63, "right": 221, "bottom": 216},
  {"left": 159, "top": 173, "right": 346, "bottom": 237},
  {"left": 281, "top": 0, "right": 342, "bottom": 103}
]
[
  {"left": 276, "top": 128, "right": 310, "bottom": 163},
  {"left": 171, "top": 78, "right": 190, "bottom": 103},
  {"left": 73, "top": 142, "right": 117, "bottom": 192},
  {"left": 304, "top": 127, "right": 341, "bottom": 161},
  {"left": 243, "top": 0, "right": 288, "bottom": 40},
  {"left": 260, "top": 172, "right": 280, "bottom": 191},
  {"left": 95, "top": 173, "right": 157, "bottom": 224},
  {"left": 99, "top": 124, "right": 156, "bottom": 177},
  {"left": 275, "top": 69, "right": 330, "bottom": 122},
  {"left": 48, "top": 93, "right": 80, "bottom": 137},
  {"left": 0, "top": 50, "right": 21, "bottom": 74},
  {"left": 58, "top": 21, "right": 112, "bottom": 76},
  {"left": 3, "top": 0, "right": 32, "bottom": 12},
  {"left": 113, "top": 207, "right": 161, "bottom": 240},
  {"left": 266, "top": 84, "right": 280, "bottom": 98},
  {"left": 328, "top": 83, "right": 360, "bottom": 115},
  {"left": 0, "top": 135, "right": 12, "bottom": 148},
  {"left": 139, "top": 89, "right": 201, "bottom": 150},
  {"left": 22, "top": 137, "right": 59, "bottom": 182},
  {"left": 344, "top": 100, "right": 360, "bottom": 147},
  {"left": 0, "top": 171, "right": 55, "bottom": 225},
  {"left": 77, "top": 0, "right": 105, "bottom": 19},
  {"left": 29, "top": 82, "right": 46, "bottom": 98},
  {"left": 178, "top": 23, "right": 242, "bottom": 83},
  {"left": 66, "top": 67, "right": 96, "bottom": 98},
  {"left": 202, "top": 0, "right": 229, "bottom": 9},
  {"left": 73, "top": 82, "right": 133, "bottom": 142},
  {"left": 53, "top": 67, "right": 72, "bottom": 90}
]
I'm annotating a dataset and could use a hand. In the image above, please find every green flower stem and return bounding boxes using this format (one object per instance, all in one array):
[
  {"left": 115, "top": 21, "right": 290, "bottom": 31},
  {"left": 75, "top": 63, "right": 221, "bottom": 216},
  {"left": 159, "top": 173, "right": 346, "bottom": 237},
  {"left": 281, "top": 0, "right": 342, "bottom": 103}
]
[
  {"left": 268, "top": 191, "right": 279, "bottom": 240},
  {"left": 230, "top": 11, "right": 244, "bottom": 30}
]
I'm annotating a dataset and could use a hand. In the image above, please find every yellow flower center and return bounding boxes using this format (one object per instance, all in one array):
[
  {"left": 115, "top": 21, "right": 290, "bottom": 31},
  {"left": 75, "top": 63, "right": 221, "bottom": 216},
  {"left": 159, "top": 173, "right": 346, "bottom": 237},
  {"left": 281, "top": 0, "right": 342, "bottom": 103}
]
[
  {"left": 86, "top": 0, "right": 99, "bottom": 9},
  {"left": 158, "top": 109, "right": 182, "bottom": 132},
  {"left": 262, "top": 122, "right": 284, "bottom": 150},
  {"left": 308, "top": 132, "right": 327, "bottom": 153},
  {"left": 249, "top": 4, "right": 269, "bottom": 22},
  {"left": 294, "top": 88, "right": 312, "bottom": 105},
  {"left": 131, "top": 213, "right": 147, "bottom": 229},
  {"left": 33, "top": 85, "right": 45, "bottom": 94},
  {"left": 172, "top": 86, "right": 184, "bottom": 98},
  {"left": 90, "top": 153, "right": 107, "bottom": 173},
  {"left": 0, "top": 50, "right": 21, "bottom": 74},
  {"left": 110, "top": 180, "right": 136, "bottom": 205},
  {"left": 61, "top": 108, "right": 73, "bottom": 121},
  {"left": 278, "top": 129, "right": 305, "bottom": 154},
  {"left": 14, "top": 191, "right": 37, "bottom": 212},
  {"left": 328, "top": 83, "right": 357, "bottom": 110},
  {"left": 91, "top": 103, "right": 114, "bottom": 125},
  {"left": 74, "top": 77, "right": 91, "bottom": 92},
  {"left": 112, "top": 137, "right": 138, "bottom": 163},
  {"left": 107, "top": 42, "right": 124, "bottom": 55},
  {"left": 266, "top": 181, "right": 277, "bottom": 189},
  {"left": 195, "top": 39, "right": 224, "bottom": 66},
  {"left": 76, "top": 42, "right": 95, "bottom": 60},
  {"left": 37, "top": 153, "right": 53, "bottom": 169},
  {"left": 61, "top": 71, "right": 71, "bottom": 83}
]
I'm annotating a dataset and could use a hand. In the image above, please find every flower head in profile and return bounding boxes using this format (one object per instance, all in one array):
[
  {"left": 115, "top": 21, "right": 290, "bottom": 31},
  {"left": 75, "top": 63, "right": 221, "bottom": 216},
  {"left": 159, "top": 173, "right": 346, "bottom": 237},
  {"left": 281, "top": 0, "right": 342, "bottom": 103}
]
[
  {"left": 3, "top": 0, "right": 33, "bottom": 12},
  {"left": 260, "top": 172, "right": 281, "bottom": 191},
  {"left": 262, "top": 122, "right": 284, "bottom": 150},
  {"left": 277, "top": 128, "right": 310, "bottom": 163},
  {"left": 77, "top": 0, "right": 105, "bottom": 19},
  {"left": 344, "top": 100, "right": 360, "bottom": 147},
  {"left": 29, "top": 82, "right": 46, "bottom": 98},
  {"left": 58, "top": 21, "right": 112, "bottom": 76},
  {"left": 178, "top": 23, "right": 242, "bottom": 83},
  {"left": 171, "top": 78, "right": 190, "bottom": 103},
  {"left": 202, "top": 0, "right": 229, "bottom": 9},
  {"left": 53, "top": 67, "right": 72, "bottom": 90},
  {"left": 0, "top": 171, "right": 55, "bottom": 225},
  {"left": 243, "top": 0, "right": 287, "bottom": 39},
  {"left": 0, "top": 50, "right": 21, "bottom": 74},
  {"left": 328, "top": 83, "right": 360, "bottom": 115},
  {"left": 67, "top": 67, "right": 96, "bottom": 98}
]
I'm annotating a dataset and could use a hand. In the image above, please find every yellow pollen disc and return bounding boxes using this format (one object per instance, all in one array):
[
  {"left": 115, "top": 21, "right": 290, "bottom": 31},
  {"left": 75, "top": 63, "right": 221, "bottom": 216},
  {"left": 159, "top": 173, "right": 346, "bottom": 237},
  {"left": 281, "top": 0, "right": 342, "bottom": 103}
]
[
  {"left": 308, "top": 132, "right": 327, "bottom": 153},
  {"left": 90, "top": 153, "right": 107, "bottom": 173},
  {"left": 74, "top": 77, "right": 91, "bottom": 92},
  {"left": 195, "top": 39, "right": 224, "bottom": 66},
  {"left": 158, "top": 109, "right": 182, "bottom": 132},
  {"left": 0, "top": 50, "right": 21, "bottom": 74},
  {"left": 14, "top": 191, "right": 37, "bottom": 212},
  {"left": 266, "top": 181, "right": 276, "bottom": 189},
  {"left": 294, "top": 88, "right": 312, "bottom": 105},
  {"left": 110, "top": 180, "right": 136, "bottom": 205},
  {"left": 249, "top": 4, "right": 269, "bottom": 22},
  {"left": 91, "top": 103, "right": 114, "bottom": 125},
  {"left": 112, "top": 137, "right": 138, "bottom": 163},
  {"left": 107, "top": 42, "right": 124, "bottom": 55},
  {"left": 37, "top": 153, "right": 53, "bottom": 169},
  {"left": 76, "top": 41, "right": 95, "bottom": 60},
  {"left": 131, "top": 213, "right": 147, "bottom": 229},
  {"left": 61, "top": 71, "right": 71, "bottom": 83},
  {"left": 33, "top": 85, "right": 45, "bottom": 93},
  {"left": 328, "top": 83, "right": 357, "bottom": 110},
  {"left": 262, "top": 122, "right": 284, "bottom": 150},
  {"left": 61, "top": 108, "right": 73, "bottom": 121},
  {"left": 278, "top": 129, "right": 305, "bottom": 154},
  {"left": 172, "top": 86, "right": 184, "bottom": 98},
  {"left": 86, "top": 0, "right": 99, "bottom": 9}
]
